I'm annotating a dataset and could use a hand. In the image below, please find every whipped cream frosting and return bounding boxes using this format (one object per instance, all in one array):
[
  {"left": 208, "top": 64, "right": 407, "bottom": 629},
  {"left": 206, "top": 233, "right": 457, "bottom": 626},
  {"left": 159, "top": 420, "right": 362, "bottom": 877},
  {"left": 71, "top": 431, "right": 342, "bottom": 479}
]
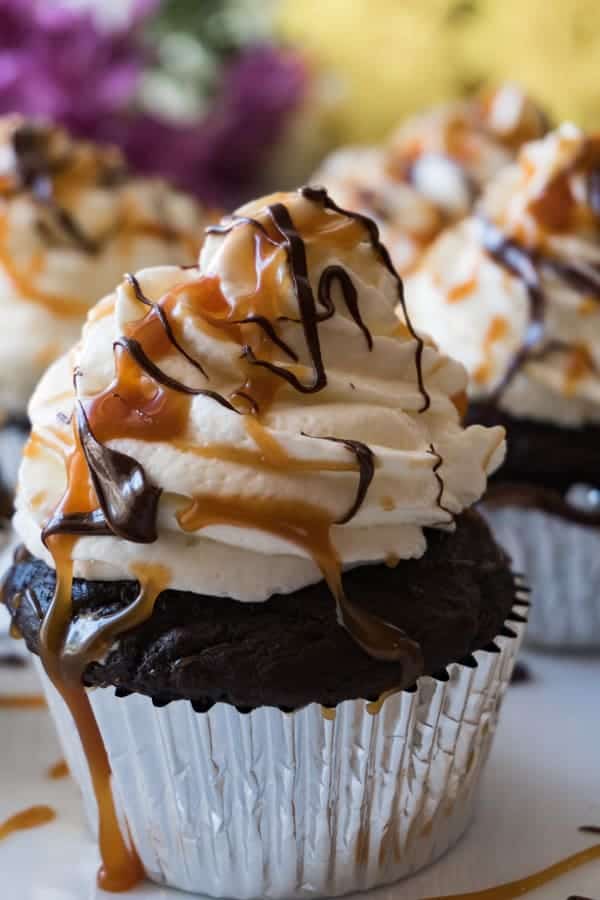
[
  {"left": 0, "top": 116, "right": 207, "bottom": 416},
  {"left": 386, "top": 83, "right": 547, "bottom": 219},
  {"left": 310, "top": 147, "right": 443, "bottom": 274},
  {"left": 15, "top": 188, "right": 505, "bottom": 604},
  {"left": 406, "top": 124, "right": 600, "bottom": 427}
]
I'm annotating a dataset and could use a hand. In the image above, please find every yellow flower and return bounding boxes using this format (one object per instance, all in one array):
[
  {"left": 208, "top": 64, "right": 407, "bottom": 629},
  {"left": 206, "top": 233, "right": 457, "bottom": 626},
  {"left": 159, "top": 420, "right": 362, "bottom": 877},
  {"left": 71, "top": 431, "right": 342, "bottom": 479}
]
[{"left": 279, "top": 0, "right": 600, "bottom": 142}]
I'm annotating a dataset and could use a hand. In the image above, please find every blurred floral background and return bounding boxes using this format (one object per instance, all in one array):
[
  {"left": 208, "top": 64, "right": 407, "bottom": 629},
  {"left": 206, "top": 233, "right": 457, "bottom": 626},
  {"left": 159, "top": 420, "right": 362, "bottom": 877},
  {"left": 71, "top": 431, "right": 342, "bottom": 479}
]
[{"left": 1, "top": 0, "right": 598, "bottom": 208}]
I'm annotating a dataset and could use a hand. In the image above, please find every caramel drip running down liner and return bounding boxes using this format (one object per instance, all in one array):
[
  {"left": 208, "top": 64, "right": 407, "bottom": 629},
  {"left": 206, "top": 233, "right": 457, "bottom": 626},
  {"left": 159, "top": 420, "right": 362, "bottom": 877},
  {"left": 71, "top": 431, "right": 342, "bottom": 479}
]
[{"left": 32, "top": 188, "right": 445, "bottom": 890}]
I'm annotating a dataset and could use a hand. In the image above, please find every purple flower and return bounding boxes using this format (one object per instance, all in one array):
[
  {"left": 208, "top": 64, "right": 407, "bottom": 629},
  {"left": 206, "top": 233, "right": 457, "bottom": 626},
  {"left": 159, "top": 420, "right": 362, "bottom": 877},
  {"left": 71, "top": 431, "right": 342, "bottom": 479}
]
[
  {"left": 117, "top": 45, "right": 307, "bottom": 207},
  {"left": 0, "top": 2, "right": 307, "bottom": 208},
  {"left": 0, "top": 1, "right": 154, "bottom": 134}
]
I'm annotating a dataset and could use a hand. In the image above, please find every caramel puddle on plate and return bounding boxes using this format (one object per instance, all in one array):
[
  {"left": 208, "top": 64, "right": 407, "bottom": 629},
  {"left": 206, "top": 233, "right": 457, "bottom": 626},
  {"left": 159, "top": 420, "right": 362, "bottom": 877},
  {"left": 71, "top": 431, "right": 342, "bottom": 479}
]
[
  {"left": 423, "top": 843, "right": 600, "bottom": 900},
  {"left": 0, "top": 694, "right": 46, "bottom": 709},
  {"left": 47, "top": 759, "right": 69, "bottom": 780},
  {"left": 0, "top": 806, "right": 56, "bottom": 842}
]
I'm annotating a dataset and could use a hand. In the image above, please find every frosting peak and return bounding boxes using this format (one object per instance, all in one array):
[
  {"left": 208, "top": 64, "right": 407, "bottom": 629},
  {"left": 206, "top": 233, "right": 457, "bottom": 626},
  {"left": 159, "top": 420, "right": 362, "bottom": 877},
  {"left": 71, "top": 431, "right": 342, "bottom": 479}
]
[
  {"left": 0, "top": 115, "right": 207, "bottom": 415},
  {"left": 16, "top": 188, "right": 504, "bottom": 654},
  {"left": 406, "top": 124, "right": 600, "bottom": 427}
]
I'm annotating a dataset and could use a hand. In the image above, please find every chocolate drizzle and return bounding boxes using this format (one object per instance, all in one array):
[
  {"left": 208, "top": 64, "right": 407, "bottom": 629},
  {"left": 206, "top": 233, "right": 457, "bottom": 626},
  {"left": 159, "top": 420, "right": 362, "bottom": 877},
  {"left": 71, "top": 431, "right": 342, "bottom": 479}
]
[
  {"left": 113, "top": 337, "right": 238, "bottom": 411},
  {"left": 302, "top": 434, "right": 375, "bottom": 524},
  {"left": 301, "top": 186, "right": 431, "bottom": 411},
  {"left": 480, "top": 219, "right": 545, "bottom": 398},
  {"left": 428, "top": 443, "right": 452, "bottom": 518},
  {"left": 12, "top": 123, "right": 104, "bottom": 255},
  {"left": 126, "top": 273, "right": 209, "bottom": 378},
  {"left": 479, "top": 213, "right": 600, "bottom": 401},
  {"left": 72, "top": 402, "right": 161, "bottom": 544},
  {"left": 317, "top": 265, "right": 373, "bottom": 350}
]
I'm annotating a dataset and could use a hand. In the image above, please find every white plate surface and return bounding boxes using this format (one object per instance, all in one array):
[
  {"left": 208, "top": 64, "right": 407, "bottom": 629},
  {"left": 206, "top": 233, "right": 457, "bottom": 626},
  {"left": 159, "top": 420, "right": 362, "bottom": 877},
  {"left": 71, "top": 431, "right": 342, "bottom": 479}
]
[{"left": 0, "top": 643, "right": 599, "bottom": 900}]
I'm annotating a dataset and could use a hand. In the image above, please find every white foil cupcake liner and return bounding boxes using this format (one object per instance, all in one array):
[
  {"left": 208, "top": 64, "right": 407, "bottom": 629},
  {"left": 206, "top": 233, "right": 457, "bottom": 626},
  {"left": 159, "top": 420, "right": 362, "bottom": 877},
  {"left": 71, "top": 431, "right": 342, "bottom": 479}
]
[
  {"left": 34, "top": 597, "right": 525, "bottom": 900},
  {"left": 482, "top": 504, "right": 600, "bottom": 649}
]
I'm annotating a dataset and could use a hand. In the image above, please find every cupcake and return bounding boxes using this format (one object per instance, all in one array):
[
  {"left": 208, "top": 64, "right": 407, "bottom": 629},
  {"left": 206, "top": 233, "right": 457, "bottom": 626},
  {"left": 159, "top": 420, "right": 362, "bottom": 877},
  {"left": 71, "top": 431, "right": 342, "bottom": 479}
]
[
  {"left": 406, "top": 123, "right": 600, "bottom": 648},
  {"left": 0, "top": 115, "right": 208, "bottom": 506},
  {"left": 311, "top": 84, "right": 546, "bottom": 282},
  {"left": 386, "top": 83, "right": 548, "bottom": 220},
  {"left": 311, "top": 146, "right": 443, "bottom": 275},
  {"left": 3, "top": 188, "right": 526, "bottom": 897}
]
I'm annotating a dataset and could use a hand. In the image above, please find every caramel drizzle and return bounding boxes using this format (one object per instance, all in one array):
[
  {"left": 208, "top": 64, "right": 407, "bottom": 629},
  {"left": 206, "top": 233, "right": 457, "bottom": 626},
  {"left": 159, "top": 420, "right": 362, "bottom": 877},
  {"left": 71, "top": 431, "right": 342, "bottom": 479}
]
[
  {"left": 0, "top": 693, "right": 46, "bottom": 709},
  {"left": 35, "top": 188, "right": 438, "bottom": 891},
  {"left": 301, "top": 186, "right": 430, "bottom": 410},
  {"left": 0, "top": 125, "right": 198, "bottom": 319},
  {"left": 480, "top": 220, "right": 546, "bottom": 399},
  {"left": 47, "top": 759, "right": 69, "bottom": 780},
  {"left": 0, "top": 805, "right": 56, "bottom": 842},
  {"left": 423, "top": 842, "right": 600, "bottom": 900},
  {"left": 480, "top": 197, "right": 600, "bottom": 401},
  {"left": 126, "top": 273, "right": 210, "bottom": 377}
]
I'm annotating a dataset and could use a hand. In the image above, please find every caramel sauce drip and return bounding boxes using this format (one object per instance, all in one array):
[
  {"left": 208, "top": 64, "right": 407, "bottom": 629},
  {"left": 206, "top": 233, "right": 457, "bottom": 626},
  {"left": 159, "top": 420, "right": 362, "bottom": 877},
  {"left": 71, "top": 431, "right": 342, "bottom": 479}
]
[
  {"left": 564, "top": 344, "right": 596, "bottom": 395},
  {"left": 39, "top": 537, "right": 165, "bottom": 892},
  {"left": 178, "top": 494, "right": 421, "bottom": 667},
  {"left": 423, "top": 843, "right": 600, "bottom": 900},
  {"left": 474, "top": 316, "right": 509, "bottom": 385},
  {"left": 47, "top": 759, "right": 69, "bottom": 780},
  {"left": 479, "top": 138, "right": 600, "bottom": 403},
  {"left": 447, "top": 275, "right": 478, "bottom": 303},
  {"left": 0, "top": 693, "right": 46, "bottom": 709},
  {"left": 0, "top": 805, "right": 56, "bottom": 841},
  {"left": 35, "top": 188, "right": 435, "bottom": 891}
]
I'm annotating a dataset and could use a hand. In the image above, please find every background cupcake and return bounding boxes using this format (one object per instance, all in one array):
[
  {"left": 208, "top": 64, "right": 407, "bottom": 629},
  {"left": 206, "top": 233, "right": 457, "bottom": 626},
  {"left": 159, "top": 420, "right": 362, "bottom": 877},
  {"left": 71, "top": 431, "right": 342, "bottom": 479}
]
[
  {"left": 0, "top": 115, "right": 207, "bottom": 505},
  {"left": 312, "top": 84, "right": 546, "bottom": 282},
  {"left": 3, "top": 189, "right": 526, "bottom": 897},
  {"left": 385, "top": 83, "right": 548, "bottom": 220},
  {"left": 311, "top": 146, "right": 443, "bottom": 275},
  {"left": 407, "top": 123, "right": 600, "bottom": 648}
]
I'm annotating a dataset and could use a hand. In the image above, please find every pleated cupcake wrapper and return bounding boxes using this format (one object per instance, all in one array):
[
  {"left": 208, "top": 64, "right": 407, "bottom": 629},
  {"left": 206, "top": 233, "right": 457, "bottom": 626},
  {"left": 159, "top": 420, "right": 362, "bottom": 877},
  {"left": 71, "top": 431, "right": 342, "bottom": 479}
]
[
  {"left": 482, "top": 504, "right": 600, "bottom": 649},
  {"left": 34, "top": 601, "right": 526, "bottom": 900}
]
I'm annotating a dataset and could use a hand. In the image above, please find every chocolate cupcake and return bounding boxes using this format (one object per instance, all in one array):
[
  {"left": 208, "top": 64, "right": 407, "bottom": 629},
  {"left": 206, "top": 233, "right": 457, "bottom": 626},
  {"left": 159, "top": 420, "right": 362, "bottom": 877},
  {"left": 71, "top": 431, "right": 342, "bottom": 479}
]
[
  {"left": 312, "top": 84, "right": 546, "bottom": 284},
  {"left": 407, "top": 123, "right": 600, "bottom": 648},
  {"left": 3, "top": 188, "right": 525, "bottom": 897},
  {"left": 386, "top": 83, "right": 548, "bottom": 220},
  {"left": 0, "top": 115, "right": 208, "bottom": 508}
]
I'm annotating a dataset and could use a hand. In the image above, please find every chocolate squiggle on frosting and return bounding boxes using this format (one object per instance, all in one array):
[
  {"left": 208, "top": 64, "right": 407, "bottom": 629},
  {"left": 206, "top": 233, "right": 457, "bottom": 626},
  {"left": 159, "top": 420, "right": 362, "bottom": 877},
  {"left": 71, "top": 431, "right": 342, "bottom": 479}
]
[
  {"left": 113, "top": 337, "right": 238, "bottom": 411},
  {"left": 301, "top": 186, "right": 431, "bottom": 411},
  {"left": 480, "top": 219, "right": 546, "bottom": 399},
  {"left": 302, "top": 433, "right": 375, "bottom": 525},
  {"left": 74, "top": 402, "right": 161, "bottom": 544},
  {"left": 317, "top": 265, "right": 373, "bottom": 350},
  {"left": 126, "top": 273, "right": 209, "bottom": 378},
  {"left": 12, "top": 123, "right": 115, "bottom": 255},
  {"left": 44, "top": 187, "right": 432, "bottom": 619}
]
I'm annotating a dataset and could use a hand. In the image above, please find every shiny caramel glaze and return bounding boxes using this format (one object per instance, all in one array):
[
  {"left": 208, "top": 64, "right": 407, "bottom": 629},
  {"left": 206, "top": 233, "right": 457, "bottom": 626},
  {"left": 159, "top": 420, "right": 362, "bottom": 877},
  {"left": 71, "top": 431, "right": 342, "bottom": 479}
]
[
  {"left": 423, "top": 843, "right": 600, "bottom": 900},
  {"left": 47, "top": 759, "right": 69, "bottom": 780},
  {"left": 33, "top": 187, "right": 440, "bottom": 890},
  {"left": 0, "top": 693, "right": 46, "bottom": 709},
  {"left": 0, "top": 805, "right": 56, "bottom": 841}
]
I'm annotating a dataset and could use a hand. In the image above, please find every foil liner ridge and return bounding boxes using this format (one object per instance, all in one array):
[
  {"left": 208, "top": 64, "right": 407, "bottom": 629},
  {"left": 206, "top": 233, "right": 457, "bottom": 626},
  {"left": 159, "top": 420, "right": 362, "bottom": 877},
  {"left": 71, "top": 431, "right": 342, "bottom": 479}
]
[{"left": 35, "top": 601, "right": 526, "bottom": 899}]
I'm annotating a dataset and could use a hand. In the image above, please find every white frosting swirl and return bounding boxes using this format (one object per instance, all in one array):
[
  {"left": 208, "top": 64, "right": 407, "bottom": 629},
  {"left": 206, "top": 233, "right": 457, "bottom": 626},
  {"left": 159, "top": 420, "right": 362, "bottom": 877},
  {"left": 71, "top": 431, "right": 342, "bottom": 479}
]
[
  {"left": 0, "top": 116, "right": 207, "bottom": 416},
  {"left": 406, "top": 124, "right": 600, "bottom": 427},
  {"left": 311, "top": 147, "right": 442, "bottom": 274},
  {"left": 386, "top": 84, "right": 547, "bottom": 219},
  {"left": 15, "top": 190, "right": 505, "bottom": 602}
]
